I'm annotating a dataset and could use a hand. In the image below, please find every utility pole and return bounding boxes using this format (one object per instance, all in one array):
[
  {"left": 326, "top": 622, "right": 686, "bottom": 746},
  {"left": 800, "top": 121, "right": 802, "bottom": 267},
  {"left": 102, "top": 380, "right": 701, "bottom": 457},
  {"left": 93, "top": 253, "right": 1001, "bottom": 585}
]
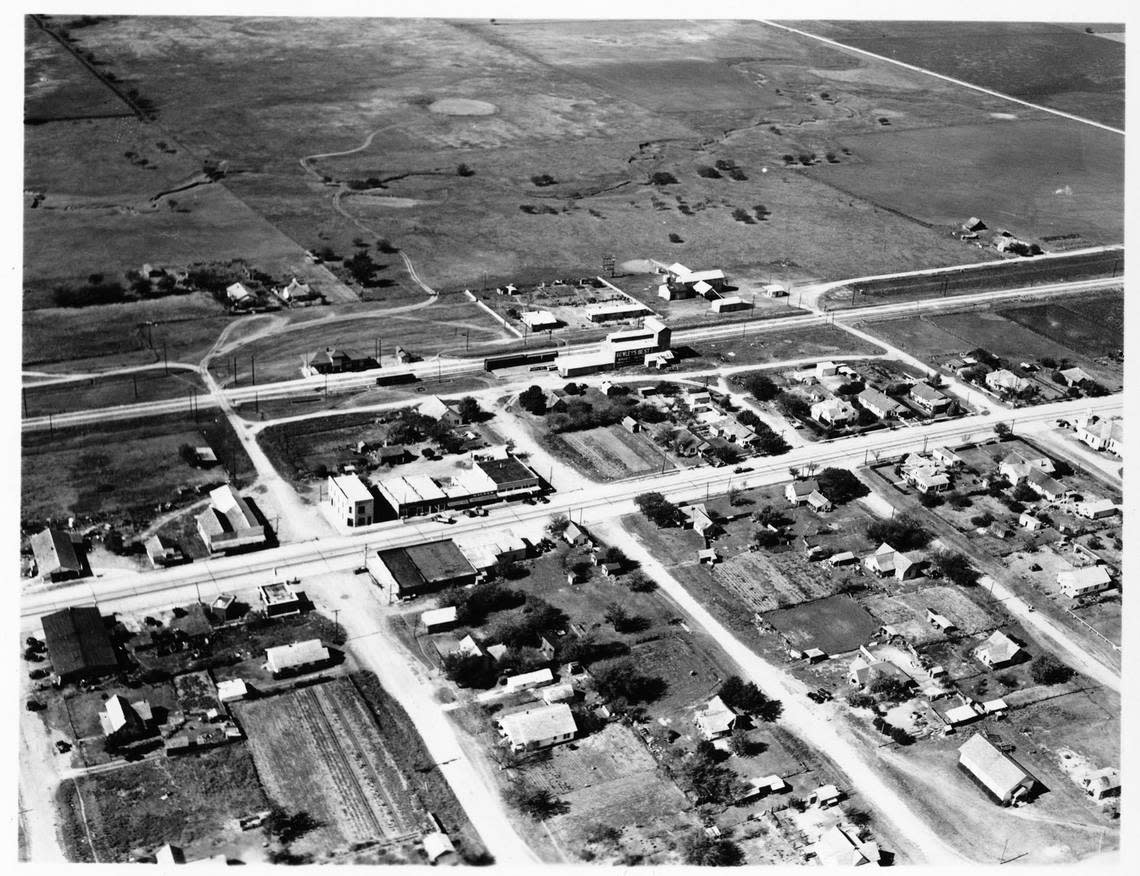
[
  {"left": 22, "top": 388, "right": 27, "bottom": 417},
  {"left": 48, "top": 412, "right": 53, "bottom": 439},
  {"left": 133, "top": 374, "right": 138, "bottom": 400},
  {"left": 254, "top": 391, "right": 259, "bottom": 415},
  {"left": 333, "top": 608, "right": 341, "bottom": 639},
  {"left": 251, "top": 354, "right": 256, "bottom": 385},
  {"left": 163, "top": 341, "right": 168, "bottom": 375}
]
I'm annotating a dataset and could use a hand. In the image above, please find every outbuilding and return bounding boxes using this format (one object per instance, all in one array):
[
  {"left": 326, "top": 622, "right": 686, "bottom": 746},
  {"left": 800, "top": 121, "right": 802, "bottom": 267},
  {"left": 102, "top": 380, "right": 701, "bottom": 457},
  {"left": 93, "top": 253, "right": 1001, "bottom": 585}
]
[{"left": 957, "top": 734, "right": 1037, "bottom": 805}]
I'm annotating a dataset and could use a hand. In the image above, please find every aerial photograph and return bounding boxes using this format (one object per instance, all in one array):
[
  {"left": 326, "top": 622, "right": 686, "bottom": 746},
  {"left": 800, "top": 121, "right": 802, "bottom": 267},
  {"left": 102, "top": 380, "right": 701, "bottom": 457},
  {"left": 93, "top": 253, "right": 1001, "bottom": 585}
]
[{"left": 19, "top": 7, "right": 1124, "bottom": 868}]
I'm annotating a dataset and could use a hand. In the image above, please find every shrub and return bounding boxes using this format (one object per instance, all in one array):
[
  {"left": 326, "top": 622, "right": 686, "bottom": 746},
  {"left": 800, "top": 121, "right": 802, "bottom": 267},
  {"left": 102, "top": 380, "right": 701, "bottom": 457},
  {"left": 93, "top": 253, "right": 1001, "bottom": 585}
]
[
  {"left": 866, "top": 514, "right": 931, "bottom": 550},
  {"left": 970, "top": 511, "right": 995, "bottom": 528},
  {"left": 919, "top": 492, "right": 944, "bottom": 508},
  {"left": 696, "top": 165, "right": 722, "bottom": 179},
  {"left": 625, "top": 571, "right": 657, "bottom": 593},
  {"left": 456, "top": 163, "right": 475, "bottom": 176},
  {"left": 668, "top": 232, "right": 684, "bottom": 244},
  {"left": 1031, "top": 654, "right": 1074, "bottom": 685},
  {"left": 815, "top": 468, "right": 869, "bottom": 504},
  {"left": 731, "top": 207, "right": 755, "bottom": 224},
  {"left": 505, "top": 782, "right": 562, "bottom": 818},
  {"left": 745, "top": 373, "right": 779, "bottom": 401},
  {"left": 531, "top": 173, "right": 556, "bottom": 186},
  {"left": 635, "top": 492, "right": 682, "bottom": 528},
  {"left": 650, "top": 171, "right": 678, "bottom": 185},
  {"left": 592, "top": 658, "right": 665, "bottom": 704},
  {"left": 846, "top": 692, "right": 875, "bottom": 709},
  {"left": 681, "top": 833, "right": 744, "bottom": 866},
  {"left": 931, "top": 550, "right": 979, "bottom": 587},
  {"left": 868, "top": 676, "right": 912, "bottom": 704},
  {"left": 719, "top": 675, "right": 781, "bottom": 721}
]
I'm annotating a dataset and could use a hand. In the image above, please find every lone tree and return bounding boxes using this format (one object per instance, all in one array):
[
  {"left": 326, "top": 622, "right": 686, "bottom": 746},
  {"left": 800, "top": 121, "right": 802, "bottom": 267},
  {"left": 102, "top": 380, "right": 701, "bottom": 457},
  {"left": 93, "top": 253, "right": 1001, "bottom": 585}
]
[
  {"left": 505, "top": 782, "right": 562, "bottom": 819},
  {"left": 1031, "top": 653, "right": 1074, "bottom": 686},
  {"left": 745, "top": 373, "right": 779, "bottom": 401},
  {"left": 815, "top": 467, "right": 870, "bottom": 504},
  {"left": 457, "top": 396, "right": 483, "bottom": 423},
  {"left": 930, "top": 550, "right": 980, "bottom": 587},
  {"left": 635, "top": 492, "right": 682, "bottom": 528},
  {"left": 719, "top": 675, "right": 781, "bottom": 721},
  {"left": 518, "top": 385, "right": 546, "bottom": 414},
  {"left": 867, "top": 513, "right": 931, "bottom": 551},
  {"left": 592, "top": 657, "right": 665, "bottom": 705},
  {"left": 546, "top": 514, "right": 571, "bottom": 537},
  {"left": 681, "top": 833, "right": 745, "bottom": 866}
]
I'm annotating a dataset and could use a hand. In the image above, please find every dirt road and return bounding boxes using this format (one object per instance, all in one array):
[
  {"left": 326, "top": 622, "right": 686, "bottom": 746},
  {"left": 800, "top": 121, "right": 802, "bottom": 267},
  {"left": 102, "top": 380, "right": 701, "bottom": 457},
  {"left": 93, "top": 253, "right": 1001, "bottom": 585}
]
[{"left": 594, "top": 518, "right": 971, "bottom": 865}]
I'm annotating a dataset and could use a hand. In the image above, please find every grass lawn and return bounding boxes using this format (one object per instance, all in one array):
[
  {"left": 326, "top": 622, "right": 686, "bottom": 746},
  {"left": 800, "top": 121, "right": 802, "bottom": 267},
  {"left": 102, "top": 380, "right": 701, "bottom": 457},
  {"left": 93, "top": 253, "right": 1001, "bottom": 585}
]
[
  {"left": 71, "top": 744, "right": 267, "bottom": 862},
  {"left": 23, "top": 369, "right": 206, "bottom": 417},
  {"left": 21, "top": 411, "right": 253, "bottom": 527},
  {"left": 763, "top": 595, "right": 880, "bottom": 654}
]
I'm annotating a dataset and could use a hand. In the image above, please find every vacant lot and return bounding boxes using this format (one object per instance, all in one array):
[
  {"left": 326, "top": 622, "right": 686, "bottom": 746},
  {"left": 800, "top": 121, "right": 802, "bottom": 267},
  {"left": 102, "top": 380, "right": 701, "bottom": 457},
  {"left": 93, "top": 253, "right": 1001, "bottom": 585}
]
[
  {"left": 795, "top": 21, "right": 1125, "bottom": 129},
  {"left": 763, "top": 595, "right": 879, "bottom": 654},
  {"left": 714, "top": 551, "right": 856, "bottom": 614},
  {"left": 557, "top": 424, "right": 671, "bottom": 480},
  {"left": 235, "top": 678, "right": 423, "bottom": 855},
  {"left": 998, "top": 293, "right": 1124, "bottom": 360},
  {"left": 21, "top": 412, "right": 252, "bottom": 526},
  {"left": 69, "top": 744, "right": 267, "bottom": 862},
  {"left": 861, "top": 586, "right": 998, "bottom": 644},
  {"left": 684, "top": 323, "right": 884, "bottom": 370}
]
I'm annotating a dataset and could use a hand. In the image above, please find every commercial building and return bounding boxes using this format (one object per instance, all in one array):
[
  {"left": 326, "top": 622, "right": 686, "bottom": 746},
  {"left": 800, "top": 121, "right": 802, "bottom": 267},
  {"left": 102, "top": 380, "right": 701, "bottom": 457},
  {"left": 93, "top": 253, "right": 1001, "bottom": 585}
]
[
  {"left": 957, "top": 734, "right": 1037, "bottom": 805},
  {"left": 41, "top": 606, "right": 119, "bottom": 683},
  {"left": 258, "top": 581, "right": 303, "bottom": 618},
  {"left": 555, "top": 317, "right": 671, "bottom": 377},
  {"left": 377, "top": 474, "right": 448, "bottom": 518},
  {"left": 327, "top": 474, "right": 375, "bottom": 527},
  {"left": 30, "top": 529, "right": 84, "bottom": 582},
  {"left": 196, "top": 485, "right": 267, "bottom": 554},
  {"left": 370, "top": 539, "right": 479, "bottom": 597},
  {"left": 476, "top": 456, "right": 541, "bottom": 497},
  {"left": 522, "top": 310, "right": 559, "bottom": 331},
  {"left": 584, "top": 301, "right": 650, "bottom": 322},
  {"left": 711, "top": 295, "right": 749, "bottom": 313}
]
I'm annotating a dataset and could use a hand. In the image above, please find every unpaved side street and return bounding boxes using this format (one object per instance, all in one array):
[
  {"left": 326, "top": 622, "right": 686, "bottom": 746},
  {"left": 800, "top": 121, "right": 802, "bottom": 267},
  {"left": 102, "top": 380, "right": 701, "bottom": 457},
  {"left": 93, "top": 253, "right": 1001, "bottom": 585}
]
[{"left": 592, "top": 518, "right": 970, "bottom": 866}]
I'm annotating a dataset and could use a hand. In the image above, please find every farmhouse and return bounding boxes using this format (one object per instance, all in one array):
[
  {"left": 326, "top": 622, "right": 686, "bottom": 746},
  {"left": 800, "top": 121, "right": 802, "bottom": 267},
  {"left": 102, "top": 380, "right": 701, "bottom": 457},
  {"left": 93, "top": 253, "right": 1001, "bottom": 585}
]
[
  {"left": 196, "top": 485, "right": 267, "bottom": 554},
  {"left": 857, "top": 387, "right": 903, "bottom": 419},
  {"left": 1083, "top": 768, "right": 1121, "bottom": 801},
  {"left": 1058, "top": 367, "right": 1092, "bottom": 387},
  {"left": 863, "top": 544, "right": 924, "bottom": 580},
  {"left": 370, "top": 539, "right": 479, "bottom": 597},
  {"left": 811, "top": 398, "right": 857, "bottom": 426},
  {"left": 785, "top": 479, "right": 819, "bottom": 504},
  {"left": 41, "top": 606, "right": 118, "bottom": 683},
  {"left": 327, "top": 474, "right": 375, "bottom": 527},
  {"left": 225, "top": 282, "right": 255, "bottom": 305},
  {"left": 958, "top": 734, "right": 1037, "bottom": 805},
  {"left": 985, "top": 369, "right": 1029, "bottom": 394},
  {"left": 496, "top": 703, "right": 578, "bottom": 751},
  {"left": 265, "top": 639, "right": 331, "bottom": 677},
  {"left": 973, "top": 631, "right": 1023, "bottom": 669},
  {"left": 418, "top": 396, "right": 464, "bottom": 427},
  {"left": 259, "top": 581, "right": 302, "bottom": 617},
  {"left": 145, "top": 534, "right": 186, "bottom": 568},
  {"left": 30, "top": 529, "right": 84, "bottom": 582},
  {"left": 99, "top": 694, "right": 153, "bottom": 743},
  {"left": 1018, "top": 511, "right": 1043, "bottom": 530},
  {"left": 1057, "top": 565, "right": 1112, "bottom": 599},
  {"left": 694, "top": 696, "right": 738, "bottom": 740},
  {"left": 275, "top": 276, "right": 320, "bottom": 305}
]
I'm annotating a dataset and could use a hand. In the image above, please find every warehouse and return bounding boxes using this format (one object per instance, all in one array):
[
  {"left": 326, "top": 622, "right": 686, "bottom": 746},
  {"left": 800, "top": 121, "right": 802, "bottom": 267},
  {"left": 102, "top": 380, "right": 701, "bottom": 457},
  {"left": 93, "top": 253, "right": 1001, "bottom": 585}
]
[
  {"left": 41, "top": 606, "right": 119, "bottom": 683},
  {"left": 369, "top": 539, "right": 479, "bottom": 597}
]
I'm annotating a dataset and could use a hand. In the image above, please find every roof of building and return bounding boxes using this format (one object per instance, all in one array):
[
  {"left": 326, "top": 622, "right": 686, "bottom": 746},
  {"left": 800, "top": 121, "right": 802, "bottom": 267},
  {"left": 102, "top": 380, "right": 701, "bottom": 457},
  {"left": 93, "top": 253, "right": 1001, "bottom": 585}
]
[
  {"left": 41, "top": 606, "right": 117, "bottom": 679},
  {"left": 422, "top": 832, "right": 456, "bottom": 862},
  {"left": 944, "top": 703, "right": 981, "bottom": 725},
  {"left": 857, "top": 387, "right": 901, "bottom": 413},
  {"left": 585, "top": 301, "right": 649, "bottom": 318},
  {"left": 912, "top": 468, "right": 951, "bottom": 488},
  {"left": 1058, "top": 565, "right": 1111, "bottom": 588},
  {"left": 958, "top": 734, "right": 1034, "bottom": 799},
  {"left": 975, "top": 631, "right": 1022, "bottom": 664},
  {"left": 216, "top": 679, "right": 249, "bottom": 701},
  {"left": 380, "top": 540, "right": 477, "bottom": 592},
  {"left": 541, "top": 682, "right": 576, "bottom": 703},
  {"left": 1059, "top": 367, "right": 1092, "bottom": 384},
  {"left": 812, "top": 397, "right": 857, "bottom": 418},
  {"left": 265, "top": 639, "right": 329, "bottom": 670},
  {"left": 787, "top": 478, "right": 819, "bottom": 497},
  {"left": 259, "top": 581, "right": 299, "bottom": 605},
  {"left": 498, "top": 703, "right": 577, "bottom": 746},
  {"left": 816, "top": 824, "right": 877, "bottom": 867},
  {"left": 30, "top": 529, "right": 82, "bottom": 577},
  {"left": 681, "top": 268, "right": 725, "bottom": 283},
  {"left": 101, "top": 694, "right": 144, "bottom": 734},
  {"left": 421, "top": 606, "right": 459, "bottom": 627},
  {"left": 910, "top": 381, "right": 946, "bottom": 404},
  {"left": 828, "top": 550, "right": 857, "bottom": 565},
  {"left": 378, "top": 474, "right": 447, "bottom": 507},
  {"left": 1026, "top": 468, "right": 1067, "bottom": 495},
  {"left": 418, "top": 395, "right": 459, "bottom": 420},
  {"left": 476, "top": 456, "right": 538, "bottom": 487},
  {"left": 504, "top": 668, "right": 554, "bottom": 691},
  {"left": 695, "top": 695, "right": 737, "bottom": 737},
  {"left": 330, "top": 474, "right": 373, "bottom": 503},
  {"left": 206, "top": 485, "right": 260, "bottom": 532}
]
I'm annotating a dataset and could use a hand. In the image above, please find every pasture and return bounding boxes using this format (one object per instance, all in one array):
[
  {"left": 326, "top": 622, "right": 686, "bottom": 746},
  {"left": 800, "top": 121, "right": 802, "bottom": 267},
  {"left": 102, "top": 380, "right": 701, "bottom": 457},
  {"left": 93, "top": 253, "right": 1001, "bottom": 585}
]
[
  {"left": 762, "top": 595, "right": 879, "bottom": 654},
  {"left": 556, "top": 424, "right": 671, "bottom": 480},
  {"left": 234, "top": 679, "right": 424, "bottom": 854},
  {"left": 809, "top": 119, "right": 1123, "bottom": 245},
  {"left": 797, "top": 21, "right": 1125, "bottom": 129}
]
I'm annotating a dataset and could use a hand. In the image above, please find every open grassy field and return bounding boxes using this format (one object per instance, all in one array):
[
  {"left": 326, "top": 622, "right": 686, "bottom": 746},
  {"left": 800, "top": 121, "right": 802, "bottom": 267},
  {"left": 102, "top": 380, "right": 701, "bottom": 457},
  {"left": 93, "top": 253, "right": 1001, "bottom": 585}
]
[
  {"left": 682, "top": 323, "right": 884, "bottom": 370},
  {"left": 21, "top": 411, "right": 253, "bottom": 525},
  {"left": 36, "top": 14, "right": 1090, "bottom": 312},
  {"left": 22, "top": 369, "right": 205, "bottom": 417},
  {"left": 808, "top": 119, "right": 1123, "bottom": 245},
  {"left": 556, "top": 424, "right": 671, "bottom": 480},
  {"left": 234, "top": 678, "right": 424, "bottom": 855},
  {"left": 792, "top": 21, "right": 1125, "bottom": 129},
  {"left": 763, "top": 595, "right": 879, "bottom": 654},
  {"left": 70, "top": 744, "right": 267, "bottom": 862},
  {"left": 25, "top": 19, "right": 133, "bottom": 122},
  {"left": 214, "top": 298, "right": 509, "bottom": 385},
  {"left": 997, "top": 293, "right": 1124, "bottom": 360}
]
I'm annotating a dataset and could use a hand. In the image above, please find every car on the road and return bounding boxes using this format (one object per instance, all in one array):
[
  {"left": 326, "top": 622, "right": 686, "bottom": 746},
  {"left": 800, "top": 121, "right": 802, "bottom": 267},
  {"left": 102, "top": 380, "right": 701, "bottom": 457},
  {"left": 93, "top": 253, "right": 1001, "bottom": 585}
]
[
  {"left": 733, "top": 465, "right": 751, "bottom": 474},
  {"left": 537, "top": 495, "right": 550, "bottom": 504},
  {"left": 431, "top": 514, "right": 456, "bottom": 524},
  {"left": 353, "top": 566, "right": 368, "bottom": 575}
]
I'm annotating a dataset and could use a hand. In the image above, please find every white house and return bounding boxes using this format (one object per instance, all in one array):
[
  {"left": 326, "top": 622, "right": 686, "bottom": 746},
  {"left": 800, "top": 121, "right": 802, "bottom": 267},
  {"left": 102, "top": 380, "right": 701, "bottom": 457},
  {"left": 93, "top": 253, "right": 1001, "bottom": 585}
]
[
  {"left": 1075, "top": 417, "right": 1122, "bottom": 455},
  {"left": 811, "top": 398, "right": 857, "bottom": 426},
  {"left": 857, "top": 387, "right": 903, "bottom": 419},
  {"left": 1057, "top": 565, "right": 1112, "bottom": 599},
  {"left": 910, "top": 382, "right": 950, "bottom": 414},
  {"left": 985, "top": 369, "right": 1029, "bottom": 394},
  {"left": 496, "top": 704, "right": 577, "bottom": 751},
  {"left": 785, "top": 479, "right": 819, "bottom": 504},
  {"left": 973, "top": 631, "right": 1022, "bottom": 669},
  {"left": 863, "top": 543, "right": 923, "bottom": 580},
  {"left": 694, "top": 695, "right": 738, "bottom": 740},
  {"left": 999, "top": 451, "right": 1054, "bottom": 484}
]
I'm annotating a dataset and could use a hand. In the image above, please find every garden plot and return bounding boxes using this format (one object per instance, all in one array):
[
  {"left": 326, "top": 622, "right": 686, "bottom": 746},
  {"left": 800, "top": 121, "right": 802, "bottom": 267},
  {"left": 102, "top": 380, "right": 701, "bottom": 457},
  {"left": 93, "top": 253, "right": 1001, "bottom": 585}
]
[
  {"left": 861, "top": 586, "right": 998, "bottom": 644},
  {"left": 234, "top": 678, "right": 423, "bottom": 854},
  {"left": 558, "top": 424, "right": 670, "bottom": 479},
  {"left": 712, "top": 550, "right": 850, "bottom": 614},
  {"left": 762, "top": 595, "right": 879, "bottom": 655}
]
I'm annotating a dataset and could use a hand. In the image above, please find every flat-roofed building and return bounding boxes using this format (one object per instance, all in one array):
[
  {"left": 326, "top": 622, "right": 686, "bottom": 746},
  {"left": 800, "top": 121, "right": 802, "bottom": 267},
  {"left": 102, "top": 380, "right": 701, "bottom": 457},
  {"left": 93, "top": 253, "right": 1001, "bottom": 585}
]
[
  {"left": 377, "top": 474, "right": 448, "bottom": 518},
  {"left": 258, "top": 581, "right": 303, "bottom": 618},
  {"left": 327, "top": 474, "right": 374, "bottom": 527},
  {"left": 421, "top": 606, "right": 459, "bottom": 633},
  {"left": 196, "top": 485, "right": 267, "bottom": 554},
  {"left": 41, "top": 606, "right": 118, "bottom": 683},
  {"left": 604, "top": 317, "right": 671, "bottom": 366},
  {"left": 370, "top": 539, "right": 479, "bottom": 597},
  {"left": 585, "top": 301, "right": 650, "bottom": 322},
  {"left": 30, "top": 529, "right": 84, "bottom": 582},
  {"left": 475, "top": 456, "right": 541, "bottom": 497}
]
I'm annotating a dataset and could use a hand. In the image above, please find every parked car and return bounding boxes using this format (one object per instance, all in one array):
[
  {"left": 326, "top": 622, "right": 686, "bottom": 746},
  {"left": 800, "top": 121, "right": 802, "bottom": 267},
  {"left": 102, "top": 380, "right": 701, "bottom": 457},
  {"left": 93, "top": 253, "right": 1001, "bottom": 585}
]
[
  {"left": 25, "top": 700, "right": 45, "bottom": 712},
  {"left": 734, "top": 466, "right": 751, "bottom": 474},
  {"left": 54, "top": 740, "right": 72, "bottom": 754}
]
